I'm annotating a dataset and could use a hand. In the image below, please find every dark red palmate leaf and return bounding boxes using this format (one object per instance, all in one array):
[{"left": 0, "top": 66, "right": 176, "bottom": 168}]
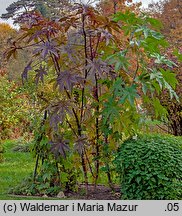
[
  {"left": 50, "top": 136, "right": 70, "bottom": 159},
  {"left": 49, "top": 100, "right": 73, "bottom": 130},
  {"left": 22, "top": 60, "right": 32, "bottom": 83},
  {"left": 74, "top": 135, "right": 87, "bottom": 155},
  {"left": 35, "top": 65, "right": 48, "bottom": 84},
  {"left": 56, "top": 70, "right": 84, "bottom": 92}
]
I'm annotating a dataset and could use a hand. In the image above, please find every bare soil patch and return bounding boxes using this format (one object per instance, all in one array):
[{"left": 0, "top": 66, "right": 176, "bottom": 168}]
[
  {"left": 65, "top": 184, "right": 121, "bottom": 200},
  {"left": 9, "top": 184, "right": 121, "bottom": 200}
]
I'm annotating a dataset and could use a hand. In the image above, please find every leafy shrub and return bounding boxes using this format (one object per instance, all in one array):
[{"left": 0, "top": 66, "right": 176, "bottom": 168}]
[
  {"left": 12, "top": 144, "right": 30, "bottom": 152},
  {"left": 10, "top": 158, "right": 78, "bottom": 197},
  {"left": 0, "top": 75, "right": 34, "bottom": 140},
  {"left": 9, "top": 175, "right": 62, "bottom": 197},
  {"left": 12, "top": 138, "right": 33, "bottom": 152},
  {"left": 114, "top": 134, "right": 182, "bottom": 199}
]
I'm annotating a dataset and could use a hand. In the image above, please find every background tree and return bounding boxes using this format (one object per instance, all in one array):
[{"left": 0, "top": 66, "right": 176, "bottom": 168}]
[
  {"left": 146, "top": 0, "right": 182, "bottom": 135},
  {"left": 0, "top": 23, "right": 31, "bottom": 82},
  {"left": 97, "top": 0, "right": 141, "bottom": 16},
  {"left": 147, "top": 0, "right": 182, "bottom": 45},
  {"left": 0, "top": 23, "right": 16, "bottom": 69},
  {"left": 0, "top": 24, "right": 41, "bottom": 140},
  {"left": 1, "top": 0, "right": 72, "bottom": 23}
]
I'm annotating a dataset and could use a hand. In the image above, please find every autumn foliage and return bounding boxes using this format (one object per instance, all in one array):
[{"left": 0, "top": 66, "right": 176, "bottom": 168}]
[{"left": 147, "top": 0, "right": 182, "bottom": 135}]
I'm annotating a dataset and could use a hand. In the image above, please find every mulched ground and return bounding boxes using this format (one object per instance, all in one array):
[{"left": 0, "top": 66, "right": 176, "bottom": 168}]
[
  {"left": 65, "top": 184, "right": 121, "bottom": 200},
  {"left": 9, "top": 184, "right": 121, "bottom": 200}
]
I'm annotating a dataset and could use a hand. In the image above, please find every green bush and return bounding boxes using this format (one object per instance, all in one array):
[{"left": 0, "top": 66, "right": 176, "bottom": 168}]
[
  {"left": 9, "top": 175, "right": 61, "bottom": 197},
  {"left": 114, "top": 134, "right": 182, "bottom": 199}
]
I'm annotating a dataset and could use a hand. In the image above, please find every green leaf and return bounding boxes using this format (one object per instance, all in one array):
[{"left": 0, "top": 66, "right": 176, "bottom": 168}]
[
  {"left": 102, "top": 96, "right": 121, "bottom": 124},
  {"left": 150, "top": 69, "right": 163, "bottom": 89},
  {"left": 42, "top": 173, "right": 51, "bottom": 181},
  {"left": 160, "top": 69, "right": 178, "bottom": 89},
  {"left": 153, "top": 98, "right": 168, "bottom": 119},
  {"left": 173, "top": 49, "right": 182, "bottom": 62},
  {"left": 111, "top": 77, "right": 124, "bottom": 95},
  {"left": 136, "top": 176, "right": 141, "bottom": 184},
  {"left": 150, "top": 30, "right": 164, "bottom": 40},
  {"left": 146, "top": 17, "right": 163, "bottom": 29},
  {"left": 113, "top": 11, "right": 137, "bottom": 25},
  {"left": 61, "top": 172, "right": 69, "bottom": 182},
  {"left": 107, "top": 50, "right": 129, "bottom": 72},
  {"left": 142, "top": 84, "right": 148, "bottom": 95},
  {"left": 119, "top": 84, "right": 139, "bottom": 106},
  {"left": 151, "top": 53, "right": 178, "bottom": 67},
  {"left": 163, "top": 81, "right": 179, "bottom": 101},
  {"left": 150, "top": 69, "right": 179, "bottom": 100}
]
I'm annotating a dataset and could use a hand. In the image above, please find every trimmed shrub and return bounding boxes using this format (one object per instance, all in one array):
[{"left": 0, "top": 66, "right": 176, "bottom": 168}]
[{"left": 114, "top": 134, "right": 182, "bottom": 199}]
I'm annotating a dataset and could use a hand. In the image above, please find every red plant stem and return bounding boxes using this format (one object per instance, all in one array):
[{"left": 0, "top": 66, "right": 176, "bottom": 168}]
[
  {"left": 94, "top": 73, "right": 100, "bottom": 188},
  {"left": 80, "top": 13, "right": 88, "bottom": 124},
  {"left": 94, "top": 33, "right": 101, "bottom": 58},
  {"left": 33, "top": 110, "right": 47, "bottom": 181},
  {"left": 84, "top": 147, "right": 95, "bottom": 178},
  {"left": 79, "top": 13, "right": 89, "bottom": 194},
  {"left": 132, "top": 53, "right": 140, "bottom": 84},
  {"left": 113, "top": 0, "right": 117, "bottom": 14},
  {"left": 66, "top": 117, "right": 78, "bottom": 137},
  {"left": 65, "top": 89, "right": 88, "bottom": 193},
  {"left": 104, "top": 136, "right": 114, "bottom": 190},
  {"left": 89, "top": 33, "right": 101, "bottom": 188}
]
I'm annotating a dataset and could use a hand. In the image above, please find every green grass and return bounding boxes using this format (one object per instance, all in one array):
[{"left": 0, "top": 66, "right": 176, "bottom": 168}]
[
  {"left": 0, "top": 140, "right": 35, "bottom": 199},
  {"left": 0, "top": 140, "right": 74, "bottom": 200},
  {"left": 0, "top": 139, "right": 118, "bottom": 200}
]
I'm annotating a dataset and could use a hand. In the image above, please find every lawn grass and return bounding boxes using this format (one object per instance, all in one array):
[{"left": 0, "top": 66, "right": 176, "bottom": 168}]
[
  {"left": 0, "top": 140, "right": 76, "bottom": 200},
  {"left": 0, "top": 140, "right": 36, "bottom": 199},
  {"left": 0, "top": 139, "right": 117, "bottom": 200}
]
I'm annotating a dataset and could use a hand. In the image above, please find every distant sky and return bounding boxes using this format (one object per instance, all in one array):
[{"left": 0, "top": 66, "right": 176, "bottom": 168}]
[
  {"left": 0, "top": 0, "right": 16, "bottom": 16},
  {"left": 0, "top": 0, "right": 16, "bottom": 26},
  {"left": 0, "top": 0, "right": 158, "bottom": 27}
]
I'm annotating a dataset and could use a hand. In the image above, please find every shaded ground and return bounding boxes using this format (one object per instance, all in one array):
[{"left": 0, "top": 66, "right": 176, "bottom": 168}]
[
  {"left": 8, "top": 184, "right": 121, "bottom": 200},
  {"left": 65, "top": 184, "right": 121, "bottom": 200}
]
